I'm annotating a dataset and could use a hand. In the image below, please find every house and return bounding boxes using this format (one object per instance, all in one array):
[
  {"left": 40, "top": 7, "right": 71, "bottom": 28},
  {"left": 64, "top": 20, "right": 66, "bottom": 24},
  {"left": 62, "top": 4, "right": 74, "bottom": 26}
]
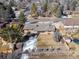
[
  {"left": 23, "top": 21, "right": 56, "bottom": 34},
  {"left": 62, "top": 18, "right": 79, "bottom": 34},
  {"left": 23, "top": 17, "right": 64, "bottom": 34},
  {"left": 72, "top": 11, "right": 79, "bottom": 18},
  {"left": 24, "top": 17, "right": 79, "bottom": 37},
  {"left": 28, "top": 17, "right": 60, "bottom": 22}
]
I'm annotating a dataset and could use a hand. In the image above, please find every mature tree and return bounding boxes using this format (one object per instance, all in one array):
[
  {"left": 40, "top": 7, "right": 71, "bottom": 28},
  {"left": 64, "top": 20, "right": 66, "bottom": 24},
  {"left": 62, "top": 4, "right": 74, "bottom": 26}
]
[
  {"left": 0, "top": 26, "right": 22, "bottom": 43},
  {"left": 70, "top": 0, "right": 78, "bottom": 11},
  {"left": 50, "top": 3, "right": 58, "bottom": 15},
  {"left": 43, "top": 2, "right": 48, "bottom": 12},
  {"left": 66, "top": 0, "right": 71, "bottom": 10},
  {"left": 50, "top": 3, "right": 62, "bottom": 18},
  {"left": 0, "top": 3, "right": 16, "bottom": 21},
  {"left": 54, "top": 29, "right": 63, "bottom": 42},
  {"left": 6, "top": 5, "right": 15, "bottom": 19},
  {"left": 19, "top": 11, "right": 26, "bottom": 23},
  {"left": 9, "top": 0, "right": 16, "bottom": 7},
  {"left": 55, "top": 6, "right": 63, "bottom": 18},
  {"left": 0, "top": 3, "right": 7, "bottom": 21},
  {"left": 31, "top": 3, "right": 38, "bottom": 17}
]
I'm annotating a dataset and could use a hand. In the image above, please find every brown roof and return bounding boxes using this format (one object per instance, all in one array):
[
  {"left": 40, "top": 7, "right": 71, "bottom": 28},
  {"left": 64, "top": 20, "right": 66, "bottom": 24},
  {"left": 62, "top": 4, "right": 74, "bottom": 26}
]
[{"left": 62, "top": 18, "right": 79, "bottom": 26}]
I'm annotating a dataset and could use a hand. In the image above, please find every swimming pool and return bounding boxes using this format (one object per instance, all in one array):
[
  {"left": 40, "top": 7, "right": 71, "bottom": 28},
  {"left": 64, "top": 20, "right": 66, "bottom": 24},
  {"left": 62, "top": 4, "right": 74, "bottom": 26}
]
[{"left": 73, "top": 38, "right": 79, "bottom": 44}]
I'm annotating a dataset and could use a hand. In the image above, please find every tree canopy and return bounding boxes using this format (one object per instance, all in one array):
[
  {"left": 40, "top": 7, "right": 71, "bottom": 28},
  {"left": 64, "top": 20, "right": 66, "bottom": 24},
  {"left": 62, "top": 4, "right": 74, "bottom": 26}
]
[
  {"left": 7, "top": 5, "right": 15, "bottom": 19},
  {"left": 50, "top": 3, "right": 62, "bottom": 18},
  {"left": 31, "top": 3, "right": 38, "bottom": 17},
  {"left": 19, "top": 11, "right": 26, "bottom": 23},
  {"left": 0, "top": 3, "right": 15, "bottom": 21},
  {"left": 70, "top": 0, "right": 78, "bottom": 11},
  {"left": 43, "top": 2, "right": 48, "bottom": 12},
  {"left": 0, "top": 25, "right": 23, "bottom": 43}
]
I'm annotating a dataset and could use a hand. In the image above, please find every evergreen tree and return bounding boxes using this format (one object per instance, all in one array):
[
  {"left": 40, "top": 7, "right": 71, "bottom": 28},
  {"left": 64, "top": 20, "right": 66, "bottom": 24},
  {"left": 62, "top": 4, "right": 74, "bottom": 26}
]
[
  {"left": 1, "top": 26, "right": 22, "bottom": 43},
  {"left": 55, "top": 6, "right": 62, "bottom": 18},
  {"left": 54, "top": 29, "right": 62, "bottom": 42},
  {"left": 0, "top": 3, "right": 7, "bottom": 21},
  {"left": 31, "top": 3, "right": 38, "bottom": 17},
  {"left": 19, "top": 11, "right": 26, "bottom": 23},
  {"left": 50, "top": 4, "right": 62, "bottom": 18},
  {"left": 9, "top": 0, "right": 15, "bottom": 7},
  {"left": 70, "top": 0, "right": 78, "bottom": 11},
  {"left": 43, "top": 2, "right": 48, "bottom": 12},
  {"left": 7, "top": 5, "right": 15, "bottom": 19}
]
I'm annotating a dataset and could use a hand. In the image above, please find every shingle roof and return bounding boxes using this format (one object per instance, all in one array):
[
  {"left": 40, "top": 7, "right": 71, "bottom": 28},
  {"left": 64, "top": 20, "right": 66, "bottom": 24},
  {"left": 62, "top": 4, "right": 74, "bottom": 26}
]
[
  {"left": 28, "top": 17, "right": 61, "bottom": 22},
  {"left": 24, "top": 22, "right": 56, "bottom": 32},
  {"left": 24, "top": 23, "right": 36, "bottom": 30},
  {"left": 34, "top": 23, "right": 55, "bottom": 31}
]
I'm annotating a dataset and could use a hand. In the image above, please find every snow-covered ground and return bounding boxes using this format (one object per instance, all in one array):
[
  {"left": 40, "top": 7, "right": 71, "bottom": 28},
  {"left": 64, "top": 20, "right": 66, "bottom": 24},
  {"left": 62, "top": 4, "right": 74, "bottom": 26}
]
[
  {"left": 23, "top": 36, "right": 37, "bottom": 52},
  {"left": 61, "top": 15, "right": 72, "bottom": 18},
  {"left": 21, "top": 35, "right": 37, "bottom": 59}
]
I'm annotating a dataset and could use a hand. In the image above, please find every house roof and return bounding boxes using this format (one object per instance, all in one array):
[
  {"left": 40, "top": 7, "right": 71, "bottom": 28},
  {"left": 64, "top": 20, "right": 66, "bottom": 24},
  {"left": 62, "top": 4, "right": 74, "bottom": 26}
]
[
  {"left": 76, "top": 7, "right": 79, "bottom": 11},
  {"left": 62, "top": 18, "right": 79, "bottom": 26},
  {"left": 24, "top": 22, "right": 56, "bottom": 32},
  {"left": 34, "top": 23, "right": 55, "bottom": 32},
  {"left": 28, "top": 17, "right": 61, "bottom": 22},
  {"left": 72, "top": 11, "right": 79, "bottom": 14}
]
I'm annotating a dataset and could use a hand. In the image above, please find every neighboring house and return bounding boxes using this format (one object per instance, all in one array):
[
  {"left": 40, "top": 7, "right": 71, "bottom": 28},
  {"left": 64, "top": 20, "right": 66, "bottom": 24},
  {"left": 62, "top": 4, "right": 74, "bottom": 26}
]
[
  {"left": 24, "top": 18, "right": 79, "bottom": 35},
  {"left": 75, "top": 6, "right": 79, "bottom": 11},
  {"left": 27, "top": 17, "right": 59, "bottom": 22},
  {"left": 23, "top": 18, "right": 64, "bottom": 34},
  {"left": 23, "top": 21, "right": 56, "bottom": 34},
  {"left": 62, "top": 19, "right": 79, "bottom": 34},
  {"left": 72, "top": 11, "right": 79, "bottom": 18}
]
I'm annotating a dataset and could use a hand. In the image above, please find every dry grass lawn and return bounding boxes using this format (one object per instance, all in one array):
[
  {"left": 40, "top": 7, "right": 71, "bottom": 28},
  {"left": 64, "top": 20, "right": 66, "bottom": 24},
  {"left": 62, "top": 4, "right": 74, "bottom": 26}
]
[
  {"left": 73, "top": 33, "right": 79, "bottom": 38},
  {"left": 37, "top": 32, "right": 68, "bottom": 49},
  {"left": 30, "top": 32, "right": 79, "bottom": 59}
]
